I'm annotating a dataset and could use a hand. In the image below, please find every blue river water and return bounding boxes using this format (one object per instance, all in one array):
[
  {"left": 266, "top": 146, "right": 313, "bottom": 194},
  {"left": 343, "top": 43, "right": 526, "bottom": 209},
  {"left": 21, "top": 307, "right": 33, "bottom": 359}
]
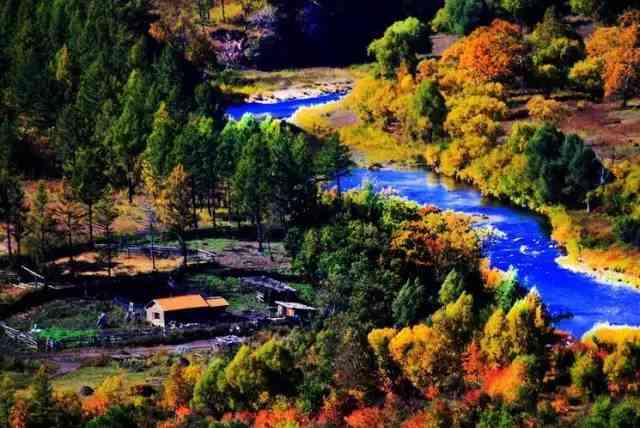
[
  {"left": 226, "top": 93, "right": 345, "bottom": 120},
  {"left": 227, "top": 95, "right": 640, "bottom": 338}
]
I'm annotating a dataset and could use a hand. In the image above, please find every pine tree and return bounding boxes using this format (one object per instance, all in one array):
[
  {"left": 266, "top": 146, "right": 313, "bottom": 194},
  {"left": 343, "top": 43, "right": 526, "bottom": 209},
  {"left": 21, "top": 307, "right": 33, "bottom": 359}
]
[
  {"left": 28, "top": 366, "right": 55, "bottom": 428},
  {"left": 314, "top": 134, "right": 353, "bottom": 196},
  {"left": 68, "top": 146, "right": 107, "bottom": 246},
  {"left": 106, "top": 69, "right": 152, "bottom": 202},
  {"left": 53, "top": 180, "right": 85, "bottom": 267},
  {"left": 26, "top": 182, "right": 56, "bottom": 266},
  {"left": 233, "top": 135, "right": 272, "bottom": 252},
  {"left": 157, "top": 165, "right": 193, "bottom": 267},
  {"left": 94, "top": 187, "right": 119, "bottom": 277},
  {"left": 0, "top": 375, "right": 15, "bottom": 427}
]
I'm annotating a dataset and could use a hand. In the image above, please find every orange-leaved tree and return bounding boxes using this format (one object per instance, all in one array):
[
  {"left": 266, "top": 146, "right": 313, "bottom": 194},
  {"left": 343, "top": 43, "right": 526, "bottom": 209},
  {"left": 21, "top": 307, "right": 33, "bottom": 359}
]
[{"left": 442, "top": 20, "right": 528, "bottom": 84}]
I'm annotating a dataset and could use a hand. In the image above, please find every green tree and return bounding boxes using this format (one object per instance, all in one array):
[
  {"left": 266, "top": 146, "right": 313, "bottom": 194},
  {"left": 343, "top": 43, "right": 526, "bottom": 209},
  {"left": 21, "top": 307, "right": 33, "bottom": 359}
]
[
  {"left": 28, "top": 367, "right": 55, "bottom": 428},
  {"left": 106, "top": 69, "right": 153, "bottom": 203},
  {"left": 233, "top": 135, "right": 272, "bottom": 252},
  {"left": 86, "top": 405, "right": 138, "bottom": 428},
  {"left": 158, "top": 164, "right": 193, "bottom": 267},
  {"left": 439, "top": 268, "right": 465, "bottom": 305},
  {"left": 145, "top": 102, "right": 179, "bottom": 180},
  {"left": 571, "top": 352, "right": 605, "bottom": 396},
  {"left": 0, "top": 375, "right": 15, "bottom": 428},
  {"left": 53, "top": 181, "right": 85, "bottom": 266},
  {"left": 392, "top": 278, "right": 427, "bottom": 326},
  {"left": 95, "top": 188, "right": 120, "bottom": 277},
  {"left": 26, "top": 182, "right": 56, "bottom": 266},
  {"left": 368, "top": 17, "right": 430, "bottom": 78},
  {"left": 409, "top": 79, "right": 447, "bottom": 141},
  {"left": 432, "top": 0, "right": 491, "bottom": 35},
  {"left": 314, "top": 134, "right": 353, "bottom": 196},
  {"left": 269, "top": 130, "right": 317, "bottom": 228},
  {"left": 69, "top": 146, "right": 107, "bottom": 246},
  {"left": 192, "top": 358, "right": 228, "bottom": 416},
  {"left": 525, "top": 125, "right": 605, "bottom": 206}
]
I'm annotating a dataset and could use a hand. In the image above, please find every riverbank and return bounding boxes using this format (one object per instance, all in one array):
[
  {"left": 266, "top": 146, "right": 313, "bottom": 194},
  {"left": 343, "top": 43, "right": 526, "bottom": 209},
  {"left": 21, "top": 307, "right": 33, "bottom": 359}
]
[
  {"left": 557, "top": 256, "right": 640, "bottom": 290},
  {"left": 219, "top": 66, "right": 366, "bottom": 103}
]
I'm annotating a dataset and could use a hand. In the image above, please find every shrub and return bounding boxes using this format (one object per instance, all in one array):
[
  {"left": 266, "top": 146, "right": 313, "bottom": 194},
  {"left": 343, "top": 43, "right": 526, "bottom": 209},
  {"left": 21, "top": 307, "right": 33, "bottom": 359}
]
[
  {"left": 526, "top": 96, "right": 566, "bottom": 124},
  {"left": 614, "top": 216, "right": 640, "bottom": 247}
]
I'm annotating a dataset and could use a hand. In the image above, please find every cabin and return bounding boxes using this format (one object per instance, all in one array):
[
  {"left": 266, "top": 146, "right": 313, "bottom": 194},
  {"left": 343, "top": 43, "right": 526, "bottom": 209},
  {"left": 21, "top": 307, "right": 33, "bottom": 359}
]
[
  {"left": 275, "top": 301, "right": 316, "bottom": 322},
  {"left": 145, "top": 294, "right": 229, "bottom": 328},
  {"left": 241, "top": 276, "right": 297, "bottom": 304}
]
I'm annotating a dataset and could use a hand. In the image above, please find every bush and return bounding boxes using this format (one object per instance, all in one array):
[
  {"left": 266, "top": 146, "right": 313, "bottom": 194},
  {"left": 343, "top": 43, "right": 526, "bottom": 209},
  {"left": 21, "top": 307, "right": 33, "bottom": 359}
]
[{"left": 614, "top": 216, "right": 640, "bottom": 247}]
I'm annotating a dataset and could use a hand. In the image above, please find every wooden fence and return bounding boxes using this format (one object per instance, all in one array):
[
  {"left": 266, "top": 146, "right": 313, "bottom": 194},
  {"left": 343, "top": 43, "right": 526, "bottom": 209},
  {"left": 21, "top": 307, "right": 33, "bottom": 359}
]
[
  {"left": 0, "top": 319, "right": 269, "bottom": 352},
  {"left": 0, "top": 322, "right": 39, "bottom": 350},
  {"left": 96, "top": 244, "right": 215, "bottom": 263}
]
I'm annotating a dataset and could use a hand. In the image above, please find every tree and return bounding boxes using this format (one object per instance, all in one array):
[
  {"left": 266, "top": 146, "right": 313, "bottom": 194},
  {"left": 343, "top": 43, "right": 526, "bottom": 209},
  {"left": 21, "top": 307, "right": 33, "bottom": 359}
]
[
  {"left": 269, "top": 130, "right": 317, "bottom": 228},
  {"left": 408, "top": 79, "right": 447, "bottom": 141},
  {"left": 314, "top": 134, "right": 353, "bottom": 196},
  {"left": 106, "top": 69, "right": 152, "bottom": 203},
  {"left": 439, "top": 269, "right": 465, "bottom": 305},
  {"left": 525, "top": 124, "right": 605, "bottom": 206},
  {"left": 28, "top": 366, "right": 56, "bottom": 428},
  {"left": 526, "top": 96, "right": 566, "bottom": 124},
  {"left": 432, "top": 0, "right": 491, "bottom": 35},
  {"left": 95, "top": 188, "right": 120, "bottom": 277},
  {"left": 443, "top": 19, "right": 528, "bottom": 83},
  {"left": 392, "top": 278, "right": 427, "bottom": 326},
  {"left": 69, "top": 146, "right": 107, "bottom": 246},
  {"left": 86, "top": 406, "right": 139, "bottom": 428},
  {"left": 145, "top": 102, "right": 178, "bottom": 180},
  {"left": 582, "top": 16, "right": 640, "bottom": 105},
  {"left": 571, "top": 352, "right": 605, "bottom": 396},
  {"left": 53, "top": 181, "right": 85, "bottom": 266},
  {"left": 158, "top": 164, "right": 193, "bottom": 267},
  {"left": 368, "top": 17, "right": 430, "bottom": 78},
  {"left": 163, "top": 365, "right": 193, "bottom": 410},
  {"left": 0, "top": 174, "right": 26, "bottom": 261},
  {"left": 233, "top": 135, "right": 272, "bottom": 252},
  {"left": 0, "top": 375, "right": 15, "bottom": 428},
  {"left": 26, "top": 182, "right": 56, "bottom": 266},
  {"left": 192, "top": 358, "right": 227, "bottom": 416},
  {"left": 570, "top": 0, "right": 640, "bottom": 23}
]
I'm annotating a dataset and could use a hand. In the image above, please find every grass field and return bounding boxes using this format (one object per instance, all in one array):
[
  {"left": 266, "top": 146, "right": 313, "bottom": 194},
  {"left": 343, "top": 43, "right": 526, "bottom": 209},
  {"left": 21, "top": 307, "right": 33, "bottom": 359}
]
[
  {"left": 6, "top": 299, "right": 128, "bottom": 333},
  {"left": 52, "top": 362, "right": 168, "bottom": 394}
]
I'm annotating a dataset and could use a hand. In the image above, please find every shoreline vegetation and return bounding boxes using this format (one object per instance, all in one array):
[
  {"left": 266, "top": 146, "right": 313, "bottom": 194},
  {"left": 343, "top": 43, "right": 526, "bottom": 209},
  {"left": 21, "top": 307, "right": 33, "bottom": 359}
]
[
  {"left": 292, "top": 90, "right": 640, "bottom": 289},
  {"left": 5, "top": 0, "right": 640, "bottom": 426},
  {"left": 286, "top": 16, "right": 640, "bottom": 290}
]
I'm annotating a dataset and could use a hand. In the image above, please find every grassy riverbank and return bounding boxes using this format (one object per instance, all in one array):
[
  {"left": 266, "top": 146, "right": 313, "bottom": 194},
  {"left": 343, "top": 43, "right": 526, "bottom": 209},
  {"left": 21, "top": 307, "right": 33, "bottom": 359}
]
[{"left": 294, "top": 91, "right": 640, "bottom": 289}]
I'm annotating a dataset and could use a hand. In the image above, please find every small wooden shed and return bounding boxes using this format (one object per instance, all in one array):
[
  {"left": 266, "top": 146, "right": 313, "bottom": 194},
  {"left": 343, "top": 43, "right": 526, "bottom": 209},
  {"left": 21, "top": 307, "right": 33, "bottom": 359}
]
[
  {"left": 275, "top": 301, "right": 316, "bottom": 321},
  {"left": 242, "top": 276, "right": 297, "bottom": 304},
  {"left": 145, "top": 295, "right": 229, "bottom": 328}
]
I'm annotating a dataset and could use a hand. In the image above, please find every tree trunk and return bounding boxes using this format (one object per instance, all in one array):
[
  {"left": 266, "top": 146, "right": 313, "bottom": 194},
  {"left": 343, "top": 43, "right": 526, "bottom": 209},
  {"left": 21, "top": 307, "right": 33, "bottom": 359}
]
[
  {"left": 207, "top": 195, "right": 216, "bottom": 227},
  {"left": 150, "top": 224, "right": 156, "bottom": 271},
  {"left": 5, "top": 223, "right": 12, "bottom": 260},
  {"left": 255, "top": 212, "right": 263, "bottom": 252},
  {"left": 107, "top": 238, "right": 112, "bottom": 277},
  {"left": 88, "top": 203, "right": 94, "bottom": 247},
  {"left": 128, "top": 176, "right": 135, "bottom": 204},
  {"left": 191, "top": 185, "right": 198, "bottom": 230},
  {"left": 221, "top": 0, "right": 226, "bottom": 22},
  {"left": 68, "top": 227, "right": 74, "bottom": 266},
  {"left": 179, "top": 235, "right": 188, "bottom": 268}
]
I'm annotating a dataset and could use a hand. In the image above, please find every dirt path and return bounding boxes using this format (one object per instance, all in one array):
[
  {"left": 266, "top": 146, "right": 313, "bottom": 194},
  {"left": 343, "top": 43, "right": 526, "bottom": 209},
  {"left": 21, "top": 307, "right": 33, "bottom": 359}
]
[{"left": 32, "top": 338, "right": 243, "bottom": 377}]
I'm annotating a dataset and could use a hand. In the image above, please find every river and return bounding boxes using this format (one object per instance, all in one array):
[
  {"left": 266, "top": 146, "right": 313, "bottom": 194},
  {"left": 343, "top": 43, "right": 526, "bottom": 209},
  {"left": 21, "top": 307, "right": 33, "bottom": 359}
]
[{"left": 227, "top": 94, "right": 640, "bottom": 338}]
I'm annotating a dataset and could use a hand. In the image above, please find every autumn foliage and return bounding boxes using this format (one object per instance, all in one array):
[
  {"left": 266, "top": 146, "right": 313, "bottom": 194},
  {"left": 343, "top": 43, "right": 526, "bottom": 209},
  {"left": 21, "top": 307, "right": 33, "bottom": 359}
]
[{"left": 443, "top": 20, "right": 528, "bottom": 83}]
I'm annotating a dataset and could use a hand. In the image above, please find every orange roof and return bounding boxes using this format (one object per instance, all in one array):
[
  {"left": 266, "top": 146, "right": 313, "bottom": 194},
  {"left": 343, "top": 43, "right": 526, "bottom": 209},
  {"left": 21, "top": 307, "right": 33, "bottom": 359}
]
[
  {"left": 153, "top": 295, "right": 209, "bottom": 311},
  {"left": 206, "top": 297, "right": 230, "bottom": 309}
]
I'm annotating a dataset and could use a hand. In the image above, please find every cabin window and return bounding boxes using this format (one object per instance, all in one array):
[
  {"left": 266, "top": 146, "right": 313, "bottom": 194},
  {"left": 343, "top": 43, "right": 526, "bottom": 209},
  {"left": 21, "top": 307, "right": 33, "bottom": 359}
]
[{"left": 154, "top": 312, "right": 160, "bottom": 320}]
